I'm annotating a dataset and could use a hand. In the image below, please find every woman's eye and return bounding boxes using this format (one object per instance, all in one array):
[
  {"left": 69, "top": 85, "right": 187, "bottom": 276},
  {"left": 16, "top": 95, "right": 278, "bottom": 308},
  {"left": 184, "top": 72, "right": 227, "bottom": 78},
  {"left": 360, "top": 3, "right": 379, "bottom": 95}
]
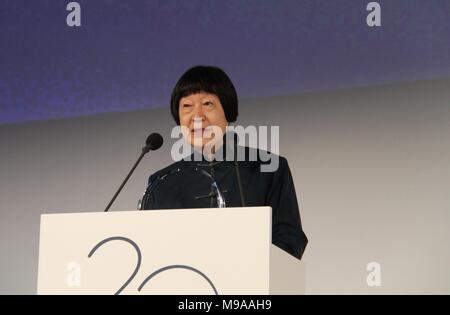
[
  {"left": 204, "top": 102, "right": 213, "bottom": 106},
  {"left": 182, "top": 104, "right": 192, "bottom": 108}
]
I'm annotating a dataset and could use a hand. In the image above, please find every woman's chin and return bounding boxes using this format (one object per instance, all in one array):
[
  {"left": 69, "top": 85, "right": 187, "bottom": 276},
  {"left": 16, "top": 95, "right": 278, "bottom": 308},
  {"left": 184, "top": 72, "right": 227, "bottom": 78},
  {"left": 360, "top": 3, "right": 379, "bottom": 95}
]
[{"left": 189, "top": 137, "right": 211, "bottom": 148}]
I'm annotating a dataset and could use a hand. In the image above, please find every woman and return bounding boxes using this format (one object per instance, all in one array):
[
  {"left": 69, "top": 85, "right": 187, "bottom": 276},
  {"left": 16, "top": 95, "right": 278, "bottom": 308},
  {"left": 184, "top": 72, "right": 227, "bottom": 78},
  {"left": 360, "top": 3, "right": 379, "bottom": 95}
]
[{"left": 141, "top": 65, "right": 308, "bottom": 259}]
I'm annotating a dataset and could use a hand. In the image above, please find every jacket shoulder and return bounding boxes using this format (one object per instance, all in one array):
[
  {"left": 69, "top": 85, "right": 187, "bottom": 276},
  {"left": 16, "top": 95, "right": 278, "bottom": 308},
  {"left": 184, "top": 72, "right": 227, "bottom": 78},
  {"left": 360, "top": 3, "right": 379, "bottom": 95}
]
[{"left": 243, "top": 146, "right": 288, "bottom": 173}]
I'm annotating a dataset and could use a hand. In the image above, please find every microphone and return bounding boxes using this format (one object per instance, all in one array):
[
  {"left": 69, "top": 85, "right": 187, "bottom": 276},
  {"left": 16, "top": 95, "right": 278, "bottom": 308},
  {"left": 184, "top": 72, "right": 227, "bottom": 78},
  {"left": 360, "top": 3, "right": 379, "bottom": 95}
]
[
  {"left": 143, "top": 133, "right": 164, "bottom": 153},
  {"left": 232, "top": 132, "right": 246, "bottom": 207},
  {"left": 104, "top": 133, "right": 163, "bottom": 212}
]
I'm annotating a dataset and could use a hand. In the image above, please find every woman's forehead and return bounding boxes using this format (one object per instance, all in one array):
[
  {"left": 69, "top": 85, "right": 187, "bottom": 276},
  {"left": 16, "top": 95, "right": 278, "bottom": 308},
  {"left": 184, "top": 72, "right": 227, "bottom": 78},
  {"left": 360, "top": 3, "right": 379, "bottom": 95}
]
[{"left": 180, "top": 92, "right": 219, "bottom": 102}]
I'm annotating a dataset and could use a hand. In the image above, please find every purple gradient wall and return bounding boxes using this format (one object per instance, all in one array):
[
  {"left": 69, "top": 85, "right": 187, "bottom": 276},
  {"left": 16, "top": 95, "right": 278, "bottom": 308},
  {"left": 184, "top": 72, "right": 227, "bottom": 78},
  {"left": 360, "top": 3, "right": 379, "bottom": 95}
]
[{"left": 1, "top": 0, "right": 450, "bottom": 124}]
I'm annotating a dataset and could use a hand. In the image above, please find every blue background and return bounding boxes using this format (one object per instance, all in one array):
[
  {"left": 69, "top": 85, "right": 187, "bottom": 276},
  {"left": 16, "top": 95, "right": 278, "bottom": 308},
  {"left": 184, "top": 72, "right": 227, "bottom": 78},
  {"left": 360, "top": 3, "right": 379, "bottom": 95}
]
[{"left": 1, "top": 0, "right": 450, "bottom": 124}]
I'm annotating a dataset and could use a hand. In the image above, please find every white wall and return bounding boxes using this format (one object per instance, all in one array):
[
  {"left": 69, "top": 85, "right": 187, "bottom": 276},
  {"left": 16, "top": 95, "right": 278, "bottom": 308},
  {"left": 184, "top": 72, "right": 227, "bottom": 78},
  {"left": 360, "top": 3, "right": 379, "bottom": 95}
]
[{"left": 1, "top": 78, "right": 449, "bottom": 294}]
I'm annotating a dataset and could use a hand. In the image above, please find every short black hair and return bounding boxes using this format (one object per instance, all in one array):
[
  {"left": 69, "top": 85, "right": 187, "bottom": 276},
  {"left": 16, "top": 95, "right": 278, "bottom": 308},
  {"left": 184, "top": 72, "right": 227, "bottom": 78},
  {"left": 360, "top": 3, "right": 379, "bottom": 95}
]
[{"left": 170, "top": 65, "right": 238, "bottom": 125}]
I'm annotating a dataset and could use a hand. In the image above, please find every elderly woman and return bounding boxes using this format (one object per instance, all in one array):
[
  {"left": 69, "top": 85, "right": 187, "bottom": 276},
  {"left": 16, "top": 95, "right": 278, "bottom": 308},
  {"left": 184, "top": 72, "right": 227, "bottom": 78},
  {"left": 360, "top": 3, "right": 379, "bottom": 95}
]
[{"left": 141, "top": 65, "right": 308, "bottom": 259}]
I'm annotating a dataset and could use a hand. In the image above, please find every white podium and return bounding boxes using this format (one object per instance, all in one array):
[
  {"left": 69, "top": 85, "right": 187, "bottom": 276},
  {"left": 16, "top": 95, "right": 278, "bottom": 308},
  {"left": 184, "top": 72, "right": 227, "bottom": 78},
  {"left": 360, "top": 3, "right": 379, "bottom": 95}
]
[{"left": 37, "top": 207, "right": 304, "bottom": 295}]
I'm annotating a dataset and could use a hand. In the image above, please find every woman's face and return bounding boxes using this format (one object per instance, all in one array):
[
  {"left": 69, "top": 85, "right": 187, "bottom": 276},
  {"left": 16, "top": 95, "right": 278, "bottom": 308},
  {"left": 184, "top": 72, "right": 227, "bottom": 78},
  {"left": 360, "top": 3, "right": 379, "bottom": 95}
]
[{"left": 178, "top": 92, "right": 228, "bottom": 148}]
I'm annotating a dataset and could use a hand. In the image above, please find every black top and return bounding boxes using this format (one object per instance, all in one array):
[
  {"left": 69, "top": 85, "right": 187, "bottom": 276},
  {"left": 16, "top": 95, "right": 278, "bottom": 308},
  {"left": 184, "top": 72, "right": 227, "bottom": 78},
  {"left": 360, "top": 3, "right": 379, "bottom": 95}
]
[{"left": 141, "top": 146, "right": 308, "bottom": 259}]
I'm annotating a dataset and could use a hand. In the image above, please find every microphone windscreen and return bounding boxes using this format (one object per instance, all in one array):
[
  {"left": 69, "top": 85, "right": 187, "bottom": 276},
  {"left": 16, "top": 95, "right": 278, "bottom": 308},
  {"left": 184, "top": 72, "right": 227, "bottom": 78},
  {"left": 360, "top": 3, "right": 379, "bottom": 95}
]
[{"left": 145, "top": 133, "right": 164, "bottom": 151}]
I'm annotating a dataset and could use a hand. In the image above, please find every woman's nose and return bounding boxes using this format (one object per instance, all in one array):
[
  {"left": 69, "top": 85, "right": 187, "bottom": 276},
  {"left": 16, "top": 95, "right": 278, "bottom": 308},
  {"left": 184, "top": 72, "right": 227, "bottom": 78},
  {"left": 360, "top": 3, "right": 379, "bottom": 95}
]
[
  {"left": 192, "top": 115, "right": 205, "bottom": 127},
  {"left": 191, "top": 105, "right": 205, "bottom": 121}
]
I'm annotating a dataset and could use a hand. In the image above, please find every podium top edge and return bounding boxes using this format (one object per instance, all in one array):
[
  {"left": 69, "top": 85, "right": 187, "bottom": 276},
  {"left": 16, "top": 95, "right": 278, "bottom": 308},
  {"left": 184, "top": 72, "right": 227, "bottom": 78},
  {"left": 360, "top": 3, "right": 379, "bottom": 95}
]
[{"left": 40, "top": 206, "right": 272, "bottom": 217}]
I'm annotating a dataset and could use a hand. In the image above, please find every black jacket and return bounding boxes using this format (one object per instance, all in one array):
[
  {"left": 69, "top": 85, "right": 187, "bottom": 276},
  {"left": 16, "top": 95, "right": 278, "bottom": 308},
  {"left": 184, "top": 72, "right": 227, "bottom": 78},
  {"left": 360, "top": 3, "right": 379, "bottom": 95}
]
[{"left": 141, "top": 147, "right": 308, "bottom": 259}]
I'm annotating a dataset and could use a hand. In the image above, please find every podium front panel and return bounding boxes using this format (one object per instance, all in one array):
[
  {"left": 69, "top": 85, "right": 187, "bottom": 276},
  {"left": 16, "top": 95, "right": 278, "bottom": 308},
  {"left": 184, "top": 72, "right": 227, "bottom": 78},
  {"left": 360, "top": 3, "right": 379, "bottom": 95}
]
[{"left": 37, "top": 207, "right": 271, "bottom": 295}]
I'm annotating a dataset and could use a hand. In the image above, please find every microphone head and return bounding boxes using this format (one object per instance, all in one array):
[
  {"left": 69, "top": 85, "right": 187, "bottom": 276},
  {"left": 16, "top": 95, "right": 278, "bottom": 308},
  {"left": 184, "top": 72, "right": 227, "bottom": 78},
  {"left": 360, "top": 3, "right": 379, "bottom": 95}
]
[{"left": 145, "top": 133, "right": 164, "bottom": 151}]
